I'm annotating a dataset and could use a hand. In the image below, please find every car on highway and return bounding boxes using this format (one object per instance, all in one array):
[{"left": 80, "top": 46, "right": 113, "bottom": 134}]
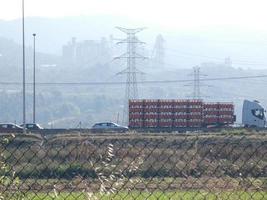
[
  {"left": 91, "top": 122, "right": 129, "bottom": 133},
  {"left": 0, "top": 123, "right": 24, "bottom": 133},
  {"left": 20, "top": 123, "right": 44, "bottom": 131}
]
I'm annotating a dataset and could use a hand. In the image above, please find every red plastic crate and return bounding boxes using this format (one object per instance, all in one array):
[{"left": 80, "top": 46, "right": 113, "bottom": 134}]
[
  {"left": 143, "top": 102, "right": 158, "bottom": 107},
  {"left": 173, "top": 108, "right": 187, "bottom": 112},
  {"left": 158, "top": 113, "right": 172, "bottom": 119},
  {"left": 143, "top": 107, "right": 158, "bottom": 112},
  {"left": 143, "top": 113, "right": 158, "bottom": 119},
  {"left": 187, "top": 122, "right": 202, "bottom": 127},
  {"left": 188, "top": 108, "right": 202, "bottom": 112},
  {"left": 129, "top": 121, "right": 143, "bottom": 127},
  {"left": 129, "top": 116, "right": 143, "bottom": 120},
  {"left": 129, "top": 107, "right": 143, "bottom": 113},
  {"left": 143, "top": 121, "right": 158, "bottom": 127},
  {"left": 158, "top": 108, "right": 173, "bottom": 112},
  {"left": 188, "top": 115, "right": 203, "bottom": 120},
  {"left": 158, "top": 121, "right": 172, "bottom": 127},
  {"left": 204, "top": 111, "right": 219, "bottom": 115},
  {"left": 173, "top": 114, "right": 188, "bottom": 119},
  {"left": 129, "top": 101, "right": 143, "bottom": 107},
  {"left": 173, "top": 122, "right": 187, "bottom": 127}
]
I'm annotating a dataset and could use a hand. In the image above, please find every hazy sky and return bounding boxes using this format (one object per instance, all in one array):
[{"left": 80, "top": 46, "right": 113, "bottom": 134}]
[{"left": 1, "top": 0, "right": 267, "bottom": 30}]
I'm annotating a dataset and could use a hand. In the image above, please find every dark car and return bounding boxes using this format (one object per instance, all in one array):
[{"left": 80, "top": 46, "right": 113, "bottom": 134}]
[
  {"left": 0, "top": 123, "right": 24, "bottom": 133},
  {"left": 91, "top": 122, "right": 129, "bottom": 133},
  {"left": 20, "top": 123, "right": 44, "bottom": 130}
]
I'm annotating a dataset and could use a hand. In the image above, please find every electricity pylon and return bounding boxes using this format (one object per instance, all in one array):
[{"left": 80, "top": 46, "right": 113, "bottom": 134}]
[
  {"left": 114, "top": 27, "right": 147, "bottom": 125},
  {"left": 185, "top": 66, "right": 209, "bottom": 99},
  {"left": 152, "top": 34, "right": 165, "bottom": 69}
]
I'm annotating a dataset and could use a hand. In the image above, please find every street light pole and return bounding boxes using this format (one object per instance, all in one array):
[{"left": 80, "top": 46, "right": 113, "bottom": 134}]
[
  {"left": 33, "top": 33, "right": 36, "bottom": 123},
  {"left": 22, "top": 0, "right": 26, "bottom": 133}
]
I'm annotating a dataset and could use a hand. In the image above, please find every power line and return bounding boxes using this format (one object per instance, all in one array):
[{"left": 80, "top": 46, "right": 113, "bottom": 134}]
[
  {"left": 1, "top": 74, "right": 267, "bottom": 86},
  {"left": 146, "top": 44, "right": 267, "bottom": 67},
  {"left": 164, "top": 48, "right": 267, "bottom": 66}
]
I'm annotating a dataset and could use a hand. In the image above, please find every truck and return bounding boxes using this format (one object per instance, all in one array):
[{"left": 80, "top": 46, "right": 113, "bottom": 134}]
[{"left": 242, "top": 100, "right": 266, "bottom": 128}]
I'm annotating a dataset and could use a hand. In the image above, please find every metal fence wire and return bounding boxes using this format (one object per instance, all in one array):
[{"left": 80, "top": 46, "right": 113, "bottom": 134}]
[{"left": 0, "top": 132, "right": 266, "bottom": 200}]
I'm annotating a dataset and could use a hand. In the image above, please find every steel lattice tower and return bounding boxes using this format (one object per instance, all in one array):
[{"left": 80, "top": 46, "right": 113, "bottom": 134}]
[
  {"left": 114, "top": 27, "right": 146, "bottom": 125},
  {"left": 185, "top": 66, "right": 208, "bottom": 99},
  {"left": 152, "top": 34, "right": 165, "bottom": 68}
]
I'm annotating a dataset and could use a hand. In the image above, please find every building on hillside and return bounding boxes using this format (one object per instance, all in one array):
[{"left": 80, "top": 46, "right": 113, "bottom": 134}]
[{"left": 62, "top": 37, "right": 111, "bottom": 67}]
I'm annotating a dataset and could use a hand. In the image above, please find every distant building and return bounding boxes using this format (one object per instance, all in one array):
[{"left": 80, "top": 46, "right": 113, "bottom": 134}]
[
  {"left": 224, "top": 56, "right": 232, "bottom": 67},
  {"left": 62, "top": 37, "right": 111, "bottom": 67},
  {"left": 62, "top": 37, "right": 77, "bottom": 66},
  {"left": 201, "top": 57, "right": 234, "bottom": 70}
]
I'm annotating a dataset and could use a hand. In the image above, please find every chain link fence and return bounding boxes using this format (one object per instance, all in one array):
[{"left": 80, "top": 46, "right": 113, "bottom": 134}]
[{"left": 0, "top": 131, "right": 266, "bottom": 199}]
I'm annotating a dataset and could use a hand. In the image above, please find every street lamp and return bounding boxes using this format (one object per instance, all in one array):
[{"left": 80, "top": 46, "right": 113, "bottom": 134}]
[
  {"left": 33, "top": 33, "right": 36, "bottom": 123},
  {"left": 22, "top": 0, "right": 26, "bottom": 133}
]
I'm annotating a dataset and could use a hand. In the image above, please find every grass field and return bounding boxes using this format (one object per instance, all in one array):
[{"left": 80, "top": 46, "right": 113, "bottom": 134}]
[{"left": 20, "top": 191, "right": 267, "bottom": 200}]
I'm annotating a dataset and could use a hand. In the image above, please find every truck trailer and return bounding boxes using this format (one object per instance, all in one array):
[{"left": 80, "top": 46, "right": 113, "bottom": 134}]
[{"left": 129, "top": 99, "right": 235, "bottom": 130}]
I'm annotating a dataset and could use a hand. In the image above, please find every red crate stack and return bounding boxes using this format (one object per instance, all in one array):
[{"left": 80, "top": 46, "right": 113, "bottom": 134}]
[
  {"left": 186, "top": 100, "right": 203, "bottom": 127},
  {"left": 203, "top": 102, "right": 234, "bottom": 125},
  {"left": 187, "top": 100, "right": 203, "bottom": 127},
  {"left": 129, "top": 99, "right": 234, "bottom": 129},
  {"left": 158, "top": 100, "right": 173, "bottom": 127},
  {"left": 129, "top": 100, "right": 144, "bottom": 128},
  {"left": 143, "top": 99, "right": 158, "bottom": 120},
  {"left": 218, "top": 103, "right": 235, "bottom": 124},
  {"left": 143, "top": 100, "right": 158, "bottom": 127},
  {"left": 203, "top": 103, "right": 219, "bottom": 125},
  {"left": 173, "top": 100, "right": 187, "bottom": 127}
]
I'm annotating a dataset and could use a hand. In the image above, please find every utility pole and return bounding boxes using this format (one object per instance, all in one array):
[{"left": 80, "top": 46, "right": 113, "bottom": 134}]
[
  {"left": 33, "top": 33, "right": 36, "bottom": 123},
  {"left": 114, "top": 27, "right": 147, "bottom": 125},
  {"left": 22, "top": 0, "right": 26, "bottom": 133}
]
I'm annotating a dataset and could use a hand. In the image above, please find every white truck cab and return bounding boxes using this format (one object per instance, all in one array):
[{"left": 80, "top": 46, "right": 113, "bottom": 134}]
[{"left": 242, "top": 100, "right": 266, "bottom": 128}]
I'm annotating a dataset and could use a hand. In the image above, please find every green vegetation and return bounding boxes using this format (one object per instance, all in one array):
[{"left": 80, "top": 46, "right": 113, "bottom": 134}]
[
  {"left": 0, "top": 135, "right": 24, "bottom": 200},
  {"left": 4, "top": 134, "right": 266, "bottom": 182},
  {"left": 14, "top": 191, "right": 267, "bottom": 200},
  {"left": 220, "top": 128, "right": 260, "bottom": 136}
]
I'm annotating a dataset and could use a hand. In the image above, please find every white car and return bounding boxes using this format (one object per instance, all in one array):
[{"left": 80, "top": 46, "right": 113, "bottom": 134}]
[
  {"left": 91, "top": 122, "right": 129, "bottom": 133},
  {"left": 20, "top": 123, "right": 44, "bottom": 130},
  {"left": 0, "top": 123, "right": 24, "bottom": 133}
]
